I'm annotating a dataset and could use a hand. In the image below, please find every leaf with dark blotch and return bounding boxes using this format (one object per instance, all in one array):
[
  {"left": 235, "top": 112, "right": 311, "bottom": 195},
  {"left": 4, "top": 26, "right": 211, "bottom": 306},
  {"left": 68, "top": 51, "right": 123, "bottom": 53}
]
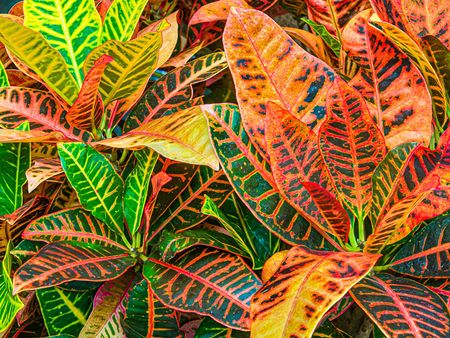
[
  {"left": 319, "top": 78, "right": 386, "bottom": 221},
  {"left": 343, "top": 10, "right": 433, "bottom": 149},
  {"left": 203, "top": 103, "right": 332, "bottom": 248},
  {"left": 0, "top": 87, "right": 92, "bottom": 142},
  {"left": 251, "top": 245, "right": 379, "bottom": 338},
  {"left": 13, "top": 241, "right": 136, "bottom": 294},
  {"left": 391, "top": 214, "right": 450, "bottom": 278},
  {"left": 144, "top": 247, "right": 262, "bottom": 330},
  {"left": 124, "top": 277, "right": 181, "bottom": 338},
  {"left": 22, "top": 207, "right": 127, "bottom": 250},
  {"left": 350, "top": 273, "right": 450, "bottom": 337},
  {"left": 223, "top": 7, "right": 335, "bottom": 156}
]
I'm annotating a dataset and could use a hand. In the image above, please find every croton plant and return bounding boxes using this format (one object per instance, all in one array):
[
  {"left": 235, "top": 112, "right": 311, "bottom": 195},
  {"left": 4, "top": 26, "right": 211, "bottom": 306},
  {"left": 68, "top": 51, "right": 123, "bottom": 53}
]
[{"left": 0, "top": 0, "right": 448, "bottom": 337}]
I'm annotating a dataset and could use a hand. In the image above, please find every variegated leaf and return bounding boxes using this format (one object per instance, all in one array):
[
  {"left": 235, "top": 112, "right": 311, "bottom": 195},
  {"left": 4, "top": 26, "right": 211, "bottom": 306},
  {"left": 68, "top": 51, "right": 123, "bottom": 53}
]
[
  {"left": 251, "top": 245, "right": 379, "bottom": 338},
  {"left": 13, "top": 241, "right": 136, "bottom": 294},
  {"left": 144, "top": 247, "right": 262, "bottom": 330},
  {"left": 26, "top": 158, "right": 63, "bottom": 193}
]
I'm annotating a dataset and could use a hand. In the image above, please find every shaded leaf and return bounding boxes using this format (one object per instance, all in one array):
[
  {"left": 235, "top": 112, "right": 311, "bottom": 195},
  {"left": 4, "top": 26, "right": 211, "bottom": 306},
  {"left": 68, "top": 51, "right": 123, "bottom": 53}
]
[{"left": 195, "top": 317, "right": 249, "bottom": 338}]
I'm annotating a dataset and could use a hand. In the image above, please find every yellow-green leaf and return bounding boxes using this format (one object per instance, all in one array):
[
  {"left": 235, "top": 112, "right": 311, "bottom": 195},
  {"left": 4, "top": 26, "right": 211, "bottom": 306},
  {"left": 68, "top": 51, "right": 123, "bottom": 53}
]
[{"left": 0, "top": 60, "right": 8, "bottom": 87}]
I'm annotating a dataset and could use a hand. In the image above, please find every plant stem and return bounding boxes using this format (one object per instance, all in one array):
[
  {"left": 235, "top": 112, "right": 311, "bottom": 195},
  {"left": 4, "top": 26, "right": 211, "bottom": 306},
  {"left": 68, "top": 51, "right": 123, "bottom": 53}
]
[
  {"left": 372, "top": 264, "right": 392, "bottom": 272},
  {"left": 357, "top": 213, "right": 365, "bottom": 242}
]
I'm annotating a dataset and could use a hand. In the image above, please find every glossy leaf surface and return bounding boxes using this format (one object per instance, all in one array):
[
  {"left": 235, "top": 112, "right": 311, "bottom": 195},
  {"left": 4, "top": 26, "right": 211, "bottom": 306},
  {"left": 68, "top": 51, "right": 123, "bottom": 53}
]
[
  {"left": 391, "top": 214, "right": 450, "bottom": 278},
  {"left": 58, "top": 143, "right": 126, "bottom": 239},
  {"left": 351, "top": 273, "right": 450, "bottom": 337},
  {"left": 319, "top": 79, "right": 386, "bottom": 220},
  {"left": 204, "top": 103, "right": 331, "bottom": 247},
  {"left": 24, "top": 0, "right": 101, "bottom": 86},
  {"left": 144, "top": 247, "right": 262, "bottom": 330},
  {"left": 13, "top": 241, "right": 135, "bottom": 294},
  {"left": 251, "top": 245, "right": 379, "bottom": 338},
  {"left": 223, "top": 7, "right": 335, "bottom": 155},
  {"left": 0, "top": 16, "right": 79, "bottom": 104}
]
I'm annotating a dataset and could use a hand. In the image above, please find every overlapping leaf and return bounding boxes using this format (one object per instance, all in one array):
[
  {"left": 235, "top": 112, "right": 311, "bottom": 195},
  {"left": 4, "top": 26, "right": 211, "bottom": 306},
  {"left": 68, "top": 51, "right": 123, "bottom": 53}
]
[
  {"left": 13, "top": 241, "right": 135, "bottom": 294},
  {"left": 79, "top": 271, "right": 135, "bottom": 337},
  {"left": 223, "top": 7, "right": 335, "bottom": 155},
  {"left": 0, "top": 87, "right": 91, "bottom": 142},
  {"left": 22, "top": 207, "right": 127, "bottom": 250},
  {"left": 36, "top": 286, "right": 94, "bottom": 336},
  {"left": 124, "top": 277, "right": 181, "bottom": 338},
  {"left": 98, "top": 107, "right": 220, "bottom": 170},
  {"left": 342, "top": 10, "right": 433, "bottom": 148},
  {"left": 0, "top": 15, "right": 79, "bottom": 104},
  {"left": 26, "top": 158, "right": 63, "bottom": 192},
  {"left": 24, "top": 0, "right": 102, "bottom": 86},
  {"left": 0, "top": 60, "right": 8, "bottom": 87},
  {"left": 144, "top": 247, "right": 262, "bottom": 330},
  {"left": 125, "top": 52, "right": 227, "bottom": 131},
  {"left": 196, "top": 317, "right": 249, "bottom": 338},
  {"left": 58, "top": 143, "right": 126, "bottom": 240},
  {"left": 124, "top": 149, "right": 158, "bottom": 236},
  {"left": 189, "top": 0, "right": 251, "bottom": 25},
  {"left": 391, "top": 214, "right": 450, "bottom": 278},
  {"left": 151, "top": 166, "right": 232, "bottom": 236},
  {"left": 203, "top": 103, "right": 332, "bottom": 247},
  {"left": 319, "top": 79, "right": 386, "bottom": 221},
  {"left": 251, "top": 245, "right": 379, "bottom": 338},
  {"left": 351, "top": 273, "right": 450, "bottom": 337}
]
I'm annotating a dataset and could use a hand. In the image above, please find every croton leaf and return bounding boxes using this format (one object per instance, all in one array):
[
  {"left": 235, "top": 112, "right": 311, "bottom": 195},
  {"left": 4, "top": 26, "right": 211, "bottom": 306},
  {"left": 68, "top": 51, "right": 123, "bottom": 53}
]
[
  {"left": 195, "top": 316, "right": 249, "bottom": 338},
  {"left": 0, "top": 242, "right": 23, "bottom": 332},
  {"left": 350, "top": 273, "right": 450, "bottom": 337},
  {"left": 66, "top": 55, "right": 112, "bottom": 131},
  {"left": 319, "top": 78, "right": 386, "bottom": 221},
  {"left": 0, "top": 15, "right": 79, "bottom": 104},
  {"left": 22, "top": 207, "right": 128, "bottom": 250},
  {"left": 401, "top": 0, "right": 450, "bottom": 48},
  {"left": 251, "top": 245, "right": 379, "bottom": 338},
  {"left": 57, "top": 143, "right": 127, "bottom": 240},
  {"left": 0, "top": 124, "right": 30, "bottom": 215},
  {"left": 189, "top": 0, "right": 252, "bottom": 25},
  {"left": 124, "top": 149, "right": 159, "bottom": 236},
  {"left": 144, "top": 247, "right": 262, "bottom": 330},
  {"left": 342, "top": 10, "right": 433, "bottom": 149},
  {"left": 124, "top": 277, "right": 181, "bottom": 338},
  {"left": 370, "top": 20, "right": 448, "bottom": 128},
  {"left": 157, "top": 228, "right": 248, "bottom": 261},
  {"left": 151, "top": 166, "right": 232, "bottom": 236},
  {"left": 303, "top": 0, "right": 371, "bottom": 39},
  {"left": 13, "top": 241, "right": 136, "bottom": 294},
  {"left": 0, "top": 60, "right": 8, "bottom": 87},
  {"left": 84, "top": 31, "right": 162, "bottom": 107},
  {"left": 265, "top": 101, "right": 342, "bottom": 242},
  {"left": 301, "top": 18, "right": 341, "bottom": 57},
  {"left": 223, "top": 7, "right": 335, "bottom": 156},
  {"left": 79, "top": 271, "right": 135, "bottom": 337},
  {"left": 421, "top": 35, "right": 450, "bottom": 94},
  {"left": 26, "top": 158, "right": 63, "bottom": 193},
  {"left": 125, "top": 52, "right": 227, "bottom": 131},
  {"left": 36, "top": 286, "right": 94, "bottom": 336},
  {"left": 0, "top": 87, "right": 92, "bottom": 142},
  {"left": 312, "top": 320, "right": 351, "bottom": 338},
  {"left": 23, "top": 0, "right": 102, "bottom": 86},
  {"left": 203, "top": 103, "right": 333, "bottom": 248},
  {"left": 97, "top": 107, "right": 220, "bottom": 170},
  {"left": 391, "top": 214, "right": 450, "bottom": 278},
  {"left": 0, "top": 130, "right": 70, "bottom": 145},
  {"left": 100, "top": 0, "right": 149, "bottom": 43}
]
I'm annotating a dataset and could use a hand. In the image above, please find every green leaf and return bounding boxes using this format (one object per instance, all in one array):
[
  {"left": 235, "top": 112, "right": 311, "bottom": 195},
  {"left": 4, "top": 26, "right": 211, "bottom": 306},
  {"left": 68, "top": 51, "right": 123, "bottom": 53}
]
[
  {"left": 23, "top": 207, "right": 128, "bottom": 250},
  {"left": 101, "top": 0, "right": 149, "bottom": 43},
  {"left": 0, "top": 60, "right": 8, "bottom": 87},
  {"left": 37, "top": 286, "right": 94, "bottom": 336},
  {"left": 195, "top": 317, "right": 249, "bottom": 338},
  {"left": 124, "top": 277, "right": 181, "bottom": 338},
  {"left": 84, "top": 31, "right": 162, "bottom": 107},
  {"left": 0, "top": 15, "right": 79, "bottom": 104},
  {"left": 24, "top": 0, "right": 102, "bottom": 86},
  {"left": 312, "top": 320, "right": 351, "bottom": 338},
  {"left": 124, "top": 149, "right": 158, "bottom": 237},
  {"left": 13, "top": 241, "right": 136, "bottom": 294},
  {"left": 0, "top": 123, "right": 30, "bottom": 216},
  {"left": 157, "top": 228, "right": 248, "bottom": 261},
  {"left": 391, "top": 214, "right": 450, "bottom": 278},
  {"left": 0, "top": 242, "right": 23, "bottom": 332},
  {"left": 11, "top": 239, "right": 44, "bottom": 264},
  {"left": 144, "top": 247, "right": 262, "bottom": 330},
  {"left": 202, "top": 195, "right": 279, "bottom": 269},
  {"left": 302, "top": 18, "right": 341, "bottom": 57},
  {"left": 57, "top": 143, "right": 127, "bottom": 241}
]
